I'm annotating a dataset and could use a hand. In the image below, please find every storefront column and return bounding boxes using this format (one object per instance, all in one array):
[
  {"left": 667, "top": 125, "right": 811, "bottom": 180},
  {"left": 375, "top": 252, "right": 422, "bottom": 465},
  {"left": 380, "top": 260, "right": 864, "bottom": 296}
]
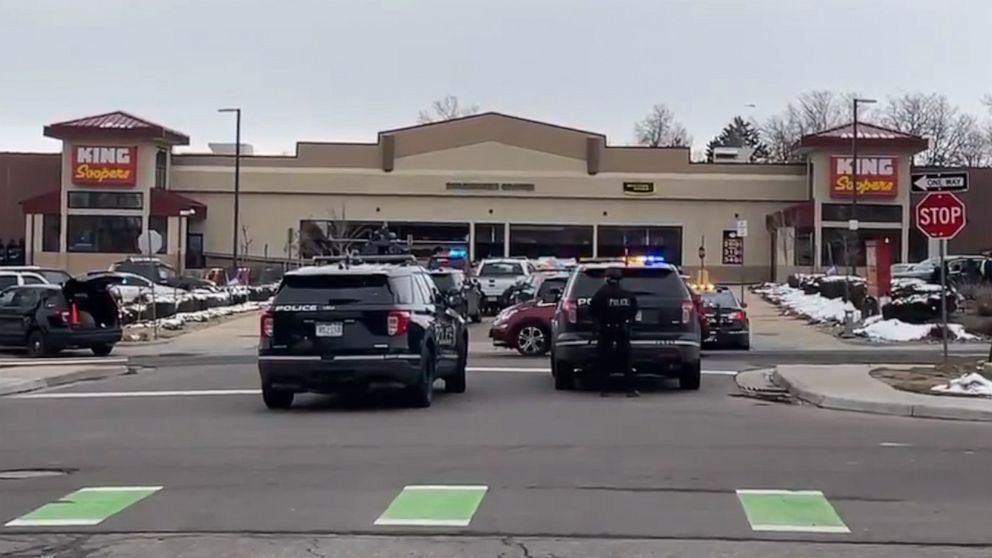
[
  {"left": 592, "top": 225, "right": 598, "bottom": 258},
  {"left": 503, "top": 222, "right": 510, "bottom": 257},
  {"left": 468, "top": 222, "right": 476, "bottom": 261}
]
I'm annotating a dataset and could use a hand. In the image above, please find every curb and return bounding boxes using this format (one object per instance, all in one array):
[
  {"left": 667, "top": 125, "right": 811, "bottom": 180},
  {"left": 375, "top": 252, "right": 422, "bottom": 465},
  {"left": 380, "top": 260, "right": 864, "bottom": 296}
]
[
  {"left": 772, "top": 367, "right": 992, "bottom": 422},
  {"left": 0, "top": 357, "right": 128, "bottom": 368},
  {"left": 0, "top": 364, "right": 130, "bottom": 397}
]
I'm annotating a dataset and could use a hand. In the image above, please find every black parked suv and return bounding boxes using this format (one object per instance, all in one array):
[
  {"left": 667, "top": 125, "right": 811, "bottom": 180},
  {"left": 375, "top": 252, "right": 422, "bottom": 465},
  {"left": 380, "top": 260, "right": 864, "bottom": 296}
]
[
  {"left": 0, "top": 273, "right": 124, "bottom": 357},
  {"left": 257, "top": 255, "right": 469, "bottom": 409},
  {"left": 429, "top": 269, "right": 483, "bottom": 323},
  {"left": 550, "top": 262, "right": 702, "bottom": 391}
]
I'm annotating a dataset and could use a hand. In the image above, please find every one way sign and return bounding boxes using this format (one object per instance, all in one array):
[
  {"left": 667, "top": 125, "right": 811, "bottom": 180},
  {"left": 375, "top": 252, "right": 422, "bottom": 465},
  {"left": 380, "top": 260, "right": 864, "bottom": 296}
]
[{"left": 911, "top": 171, "right": 969, "bottom": 193}]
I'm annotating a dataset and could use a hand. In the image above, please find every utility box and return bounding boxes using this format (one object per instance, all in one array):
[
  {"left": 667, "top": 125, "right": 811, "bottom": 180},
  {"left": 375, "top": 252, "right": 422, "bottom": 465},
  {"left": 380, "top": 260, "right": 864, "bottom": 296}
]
[{"left": 865, "top": 238, "right": 893, "bottom": 301}]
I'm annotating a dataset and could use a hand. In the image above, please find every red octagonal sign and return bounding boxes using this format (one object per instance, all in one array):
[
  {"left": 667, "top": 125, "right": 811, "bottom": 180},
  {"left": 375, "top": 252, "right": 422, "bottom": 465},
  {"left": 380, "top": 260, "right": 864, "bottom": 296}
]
[{"left": 916, "top": 192, "right": 967, "bottom": 239}]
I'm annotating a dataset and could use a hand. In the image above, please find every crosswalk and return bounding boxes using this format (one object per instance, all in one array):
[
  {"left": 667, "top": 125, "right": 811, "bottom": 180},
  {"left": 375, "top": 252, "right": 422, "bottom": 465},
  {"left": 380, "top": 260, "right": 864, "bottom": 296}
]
[{"left": 4, "top": 484, "right": 851, "bottom": 534}]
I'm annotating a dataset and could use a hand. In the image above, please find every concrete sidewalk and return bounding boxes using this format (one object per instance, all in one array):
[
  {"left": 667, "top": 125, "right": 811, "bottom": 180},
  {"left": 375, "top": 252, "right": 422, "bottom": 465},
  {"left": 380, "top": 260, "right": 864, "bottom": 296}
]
[
  {"left": 774, "top": 364, "right": 992, "bottom": 421},
  {"left": 0, "top": 358, "right": 130, "bottom": 396},
  {"left": 118, "top": 312, "right": 261, "bottom": 357},
  {"left": 745, "top": 295, "right": 851, "bottom": 351}
]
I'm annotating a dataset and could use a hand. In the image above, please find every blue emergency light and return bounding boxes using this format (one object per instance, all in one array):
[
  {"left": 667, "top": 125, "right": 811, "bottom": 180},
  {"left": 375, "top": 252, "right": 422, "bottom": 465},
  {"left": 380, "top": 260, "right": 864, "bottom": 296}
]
[{"left": 448, "top": 248, "right": 467, "bottom": 259}]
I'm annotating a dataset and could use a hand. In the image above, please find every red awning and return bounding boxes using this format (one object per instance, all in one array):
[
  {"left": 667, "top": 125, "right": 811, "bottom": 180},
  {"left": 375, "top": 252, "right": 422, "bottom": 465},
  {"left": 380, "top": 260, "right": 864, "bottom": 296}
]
[{"left": 19, "top": 189, "right": 206, "bottom": 218}]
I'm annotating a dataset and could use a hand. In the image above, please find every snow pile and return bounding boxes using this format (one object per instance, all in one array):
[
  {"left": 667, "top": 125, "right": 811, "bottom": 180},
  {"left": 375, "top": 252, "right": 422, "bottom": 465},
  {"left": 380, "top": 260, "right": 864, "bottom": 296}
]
[
  {"left": 760, "top": 284, "right": 860, "bottom": 323},
  {"left": 932, "top": 373, "right": 992, "bottom": 397},
  {"left": 129, "top": 301, "right": 264, "bottom": 331},
  {"left": 855, "top": 316, "right": 979, "bottom": 342}
]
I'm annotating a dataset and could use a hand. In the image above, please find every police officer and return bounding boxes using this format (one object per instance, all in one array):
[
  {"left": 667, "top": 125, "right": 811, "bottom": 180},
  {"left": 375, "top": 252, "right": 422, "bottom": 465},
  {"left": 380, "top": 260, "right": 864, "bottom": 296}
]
[{"left": 590, "top": 267, "right": 639, "bottom": 397}]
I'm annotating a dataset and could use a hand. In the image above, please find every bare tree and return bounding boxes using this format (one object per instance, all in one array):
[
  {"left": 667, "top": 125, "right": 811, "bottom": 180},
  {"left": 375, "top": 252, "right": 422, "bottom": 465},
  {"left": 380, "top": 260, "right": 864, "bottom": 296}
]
[
  {"left": 417, "top": 95, "right": 480, "bottom": 124},
  {"left": 880, "top": 92, "right": 988, "bottom": 166},
  {"left": 760, "top": 90, "right": 852, "bottom": 162},
  {"left": 634, "top": 104, "right": 692, "bottom": 147}
]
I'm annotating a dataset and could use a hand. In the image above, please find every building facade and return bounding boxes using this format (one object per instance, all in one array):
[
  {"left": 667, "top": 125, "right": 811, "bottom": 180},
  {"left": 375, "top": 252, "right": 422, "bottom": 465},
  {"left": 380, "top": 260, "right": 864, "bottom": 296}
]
[{"left": 8, "top": 109, "right": 988, "bottom": 281}]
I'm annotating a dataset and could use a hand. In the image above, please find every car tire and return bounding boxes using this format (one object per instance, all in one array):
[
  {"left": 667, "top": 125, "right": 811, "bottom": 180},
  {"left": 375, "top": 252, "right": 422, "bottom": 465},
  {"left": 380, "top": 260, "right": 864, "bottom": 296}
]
[
  {"left": 736, "top": 336, "right": 751, "bottom": 351},
  {"left": 470, "top": 310, "right": 482, "bottom": 324},
  {"left": 91, "top": 344, "right": 114, "bottom": 357},
  {"left": 679, "top": 360, "right": 702, "bottom": 391},
  {"left": 445, "top": 338, "right": 468, "bottom": 394},
  {"left": 262, "top": 385, "right": 294, "bottom": 410},
  {"left": 26, "top": 330, "right": 49, "bottom": 358},
  {"left": 515, "top": 324, "right": 550, "bottom": 356},
  {"left": 553, "top": 358, "right": 575, "bottom": 390},
  {"left": 408, "top": 347, "right": 436, "bottom": 408}
]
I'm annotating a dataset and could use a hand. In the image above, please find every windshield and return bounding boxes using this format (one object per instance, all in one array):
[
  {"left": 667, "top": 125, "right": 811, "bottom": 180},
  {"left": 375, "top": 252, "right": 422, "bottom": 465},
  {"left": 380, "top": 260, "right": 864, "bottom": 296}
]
[
  {"left": 276, "top": 273, "right": 403, "bottom": 304},
  {"left": 568, "top": 268, "right": 687, "bottom": 298},
  {"left": 480, "top": 262, "right": 523, "bottom": 277},
  {"left": 430, "top": 273, "right": 459, "bottom": 292},
  {"left": 38, "top": 270, "right": 71, "bottom": 285}
]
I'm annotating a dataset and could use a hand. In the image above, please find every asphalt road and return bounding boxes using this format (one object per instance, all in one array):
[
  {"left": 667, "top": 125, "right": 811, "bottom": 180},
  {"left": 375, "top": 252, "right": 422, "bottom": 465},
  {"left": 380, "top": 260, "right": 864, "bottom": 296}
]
[{"left": 2, "top": 323, "right": 992, "bottom": 557}]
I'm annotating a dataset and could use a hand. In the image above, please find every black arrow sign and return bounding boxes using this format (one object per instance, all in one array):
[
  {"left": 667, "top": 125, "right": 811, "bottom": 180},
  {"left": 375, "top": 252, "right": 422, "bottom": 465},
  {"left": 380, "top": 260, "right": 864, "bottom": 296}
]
[{"left": 911, "top": 172, "right": 969, "bottom": 193}]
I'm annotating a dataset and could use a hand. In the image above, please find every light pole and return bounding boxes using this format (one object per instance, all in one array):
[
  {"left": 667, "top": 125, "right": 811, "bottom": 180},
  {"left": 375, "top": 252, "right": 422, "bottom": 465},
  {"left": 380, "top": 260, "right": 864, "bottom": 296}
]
[
  {"left": 218, "top": 108, "right": 242, "bottom": 270},
  {"left": 848, "top": 98, "right": 877, "bottom": 278}
]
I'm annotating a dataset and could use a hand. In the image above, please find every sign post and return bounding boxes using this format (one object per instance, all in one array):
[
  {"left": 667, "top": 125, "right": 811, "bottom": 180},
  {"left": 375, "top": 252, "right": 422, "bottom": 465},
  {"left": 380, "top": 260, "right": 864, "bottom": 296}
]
[
  {"left": 915, "top": 192, "right": 967, "bottom": 364},
  {"left": 735, "top": 218, "right": 748, "bottom": 304}
]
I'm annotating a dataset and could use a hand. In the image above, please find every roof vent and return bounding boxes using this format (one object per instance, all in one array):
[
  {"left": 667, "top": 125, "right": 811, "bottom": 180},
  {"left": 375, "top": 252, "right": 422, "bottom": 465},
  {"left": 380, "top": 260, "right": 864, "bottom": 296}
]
[
  {"left": 712, "top": 146, "right": 754, "bottom": 163},
  {"left": 207, "top": 142, "right": 254, "bottom": 155}
]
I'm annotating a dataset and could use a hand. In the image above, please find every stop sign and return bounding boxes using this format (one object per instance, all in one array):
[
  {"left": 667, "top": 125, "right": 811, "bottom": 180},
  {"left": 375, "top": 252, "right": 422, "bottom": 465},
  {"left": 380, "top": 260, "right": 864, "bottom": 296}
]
[{"left": 915, "top": 192, "right": 967, "bottom": 239}]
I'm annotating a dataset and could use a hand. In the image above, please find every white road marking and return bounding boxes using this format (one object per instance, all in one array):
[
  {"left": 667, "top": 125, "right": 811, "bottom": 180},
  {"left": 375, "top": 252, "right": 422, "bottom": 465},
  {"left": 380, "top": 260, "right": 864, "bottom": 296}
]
[
  {"left": 5, "top": 518, "right": 103, "bottom": 527},
  {"left": 402, "top": 485, "right": 489, "bottom": 491},
  {"left": 735, "top": 489, "right": 826, "bottom": 496},
  {"left": 749, "top": 524, "right": 851, "bottom": 533},
  {"left": 878, "top": 442, "right": 912, "bottom": 447},
  {"left": 372, "top": 518, "right": 471, "bottom": 527},
  {"left": 468, "top": 366, "right": 737, "bottom": 376}
]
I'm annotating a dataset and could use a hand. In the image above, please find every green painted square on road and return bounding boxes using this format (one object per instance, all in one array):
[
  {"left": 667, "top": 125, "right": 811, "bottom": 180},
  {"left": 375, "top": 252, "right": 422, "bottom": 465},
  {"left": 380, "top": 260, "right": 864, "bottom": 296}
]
[
  {"left": 736, "top": 489, "right": 850, "bottom": 533},
  {"left": 5, "top": 486, "right": 162, "bottom": 527},
  {"left": 375, "top": 485, "right": 488, "bottom": 527}
]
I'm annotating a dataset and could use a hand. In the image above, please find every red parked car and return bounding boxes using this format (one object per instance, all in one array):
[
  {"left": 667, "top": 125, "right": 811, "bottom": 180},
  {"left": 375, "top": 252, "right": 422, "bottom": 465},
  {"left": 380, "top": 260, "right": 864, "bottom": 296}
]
[{"left": 490, "top": 273, "right": 569, "bottom": 355}]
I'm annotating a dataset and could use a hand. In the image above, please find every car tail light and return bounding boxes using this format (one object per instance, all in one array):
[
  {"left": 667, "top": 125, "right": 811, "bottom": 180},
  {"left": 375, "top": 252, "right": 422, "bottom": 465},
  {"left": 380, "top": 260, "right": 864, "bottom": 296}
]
[
  {"left": 561, "top": 299, "right": 578, "bottom": 324},
  {"left": 58, "top": 309, "right": 72, "bottom": 325},
  {"left": 260, "top": 311, "right": 274, "bottom": 338},
  {"left": 387, "top": 310, "right": 411, "bottom": 336},
  {"left": 729, "top": 310, "right": 746, "bottom": 322},
  {"left": 681, "top": 300, "right": 694, "bottom": 324}
]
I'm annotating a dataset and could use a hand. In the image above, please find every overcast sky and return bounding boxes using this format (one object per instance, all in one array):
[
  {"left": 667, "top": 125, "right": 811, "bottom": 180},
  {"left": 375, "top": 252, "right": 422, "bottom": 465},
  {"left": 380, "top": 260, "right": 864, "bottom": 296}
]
[{"left": 2, "top": 0, "right": 990, "bottom": 154}]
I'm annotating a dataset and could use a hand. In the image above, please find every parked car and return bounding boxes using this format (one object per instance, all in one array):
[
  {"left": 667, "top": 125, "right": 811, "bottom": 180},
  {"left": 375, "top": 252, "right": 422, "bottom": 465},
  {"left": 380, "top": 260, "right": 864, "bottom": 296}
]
[
  {"left": 892, "top": 255, "right": 985, "bottom": 284},
  {"left": 110, "top": 257, "right": 215, "bottom": 290},
  {"left": 0, "top": 273, "right": 124, "bottom": 357},
  {"left": 0, "top": 271, "right": 47, "bottom": 291},
  {"left": 476, "top": 258, "right": 534, "bottom": 313},
  {"left": 550, "top": 261, "right": 702, "bottom": 391},
  {"left": 700, "top": 286, "right": 750, "bottom": 350},
  {"left": 0, "top": 266, "right": 71, "bottom": 285},
  {"left": 430, "top": 269, "right": 483, "bottom": 323},
  {"left": 490, "top": 273, "right": 569, "bottom": 355},
  {"left": 94, "top": 271, "right": 185, "bottom": 304}
]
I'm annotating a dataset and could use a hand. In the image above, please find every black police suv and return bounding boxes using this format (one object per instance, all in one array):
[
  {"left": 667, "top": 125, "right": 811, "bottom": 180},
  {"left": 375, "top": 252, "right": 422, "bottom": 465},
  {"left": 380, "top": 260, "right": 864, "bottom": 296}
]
[
  {"left": 549, "top": 262, "right": 702, "bottom": 391},
  {"left": 257, "top": 256, "right": 469, "bottom": 409},
  {"left": 429, "top": 269, "right": 483, "bottom": 323},
  {"left": 0, "top": 273, "right": 124, "bottom": 357},
  {"left": 700, "top": 286, "right": 750, "bottom": 350}
]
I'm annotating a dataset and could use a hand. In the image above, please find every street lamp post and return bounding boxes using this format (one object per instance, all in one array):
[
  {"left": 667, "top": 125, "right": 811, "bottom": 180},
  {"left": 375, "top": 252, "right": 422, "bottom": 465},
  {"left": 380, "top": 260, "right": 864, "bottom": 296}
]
[
  {"left": 842, "top": 97, "right": 876, "bottom": 335},
  {"left": 218, "top": 108, "right": 242, "bottom": 270}
]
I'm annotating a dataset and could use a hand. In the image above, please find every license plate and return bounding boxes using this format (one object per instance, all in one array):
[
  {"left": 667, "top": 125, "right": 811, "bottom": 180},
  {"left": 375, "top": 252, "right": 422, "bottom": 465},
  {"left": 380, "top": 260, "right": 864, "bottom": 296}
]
[{"left": 315, "top": 322, "right": 343, "bottom": 337}]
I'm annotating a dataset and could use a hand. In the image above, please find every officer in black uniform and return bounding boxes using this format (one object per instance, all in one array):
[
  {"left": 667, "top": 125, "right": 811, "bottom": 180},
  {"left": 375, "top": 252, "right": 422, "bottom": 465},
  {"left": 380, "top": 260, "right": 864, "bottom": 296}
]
[{"left": 590, "top": 267, "right": 639, "bottom": 397}]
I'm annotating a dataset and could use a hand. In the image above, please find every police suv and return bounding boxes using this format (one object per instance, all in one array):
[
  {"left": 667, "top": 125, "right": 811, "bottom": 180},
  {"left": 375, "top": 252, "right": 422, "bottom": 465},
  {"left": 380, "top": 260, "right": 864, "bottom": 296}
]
[
  {"left": 549, "top": 258, "right": 702, "bottom": 391},
  {"left": 257, "top": 255, "right": 468, "bottom": 409}
]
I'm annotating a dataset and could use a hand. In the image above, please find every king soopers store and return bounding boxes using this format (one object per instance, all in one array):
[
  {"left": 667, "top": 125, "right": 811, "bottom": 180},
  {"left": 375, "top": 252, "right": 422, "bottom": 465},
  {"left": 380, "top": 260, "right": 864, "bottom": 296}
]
[{"left": 5, "top": 110, "right": 988, "bottom": 281}]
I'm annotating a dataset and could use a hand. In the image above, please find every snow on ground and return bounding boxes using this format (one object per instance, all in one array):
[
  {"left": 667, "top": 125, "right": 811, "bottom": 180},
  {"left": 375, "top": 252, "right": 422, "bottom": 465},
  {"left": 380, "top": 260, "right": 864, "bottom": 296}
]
[
  {"left": 854, "top": 316, "right": 977, "bottom": 342},
  {"left": 129, "top": 301, "right": 264, "bottom": 331},
  {"left": 756, "top": 284, "right": 860, "bottom": 323},
  {"left": 932, "top": 373, "right": 992, "bottom": 397}
]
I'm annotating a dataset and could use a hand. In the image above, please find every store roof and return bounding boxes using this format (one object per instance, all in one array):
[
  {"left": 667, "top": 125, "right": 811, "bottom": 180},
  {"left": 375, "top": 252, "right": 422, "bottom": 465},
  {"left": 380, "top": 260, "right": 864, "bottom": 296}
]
[
  {"left": 798, "top": 122, "right": 927, "bottom": 151},
  {"left": 44, "top": 111, "right": 189, "bottom": 145},
  {"left": 19, "top": 189, "right": 206, "bottom": 218}
]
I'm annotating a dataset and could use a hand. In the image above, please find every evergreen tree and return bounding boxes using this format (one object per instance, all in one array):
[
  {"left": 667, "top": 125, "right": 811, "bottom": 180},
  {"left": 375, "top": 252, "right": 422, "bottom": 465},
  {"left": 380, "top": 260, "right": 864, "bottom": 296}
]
[{"left": 706, "top": 116, "right": 770, "bottom": 162}]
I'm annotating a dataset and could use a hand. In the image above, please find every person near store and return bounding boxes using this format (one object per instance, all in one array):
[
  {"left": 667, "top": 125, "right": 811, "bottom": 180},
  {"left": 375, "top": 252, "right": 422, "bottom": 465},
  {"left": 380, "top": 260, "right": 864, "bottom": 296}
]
[
  {"left": 590, "top": 267, "right": 639, "bottom": 397},
  {"left": 0, "top": 239, "right": 6, "bottom": 265}
]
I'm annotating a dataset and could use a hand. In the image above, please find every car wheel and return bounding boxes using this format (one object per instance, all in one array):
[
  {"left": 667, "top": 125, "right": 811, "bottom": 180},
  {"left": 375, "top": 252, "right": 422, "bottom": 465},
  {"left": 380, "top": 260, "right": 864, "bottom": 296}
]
[
  {"left": 91, "top": 344, "right": 114, "bottom": 357},
  {"left": 445, "top": 338, "right": 468, "bottom": 394},
  {"left": 408, "top": 348, "right": 436, "bottom": 408},
  {"left": 262, "top": 385, "right": 294, "bottom": 409},
  {"left": 679, "top": 360, "right": 702, "bottom": 391},
  {"left": 553, "top": 358, "right": 575, "bottom": 390},
  {"left": 515, "top": 325, "right": 550, "bottom": 356},
  {"left": 26, "top": 330, "right": 49, "bottom": 358},
  {"left": 737, "top": 336, "right": 751, "bottom": 351},
  {"left": 470, "top": 310, "right": 482, "bottom": 324}
]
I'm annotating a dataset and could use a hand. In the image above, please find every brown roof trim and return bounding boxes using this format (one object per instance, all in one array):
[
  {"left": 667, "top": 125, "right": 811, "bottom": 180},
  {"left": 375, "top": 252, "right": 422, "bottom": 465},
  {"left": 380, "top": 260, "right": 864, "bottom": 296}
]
[
  {"left": 44, "top": 110, "right": 190, "bottom": 145},
  {"left": 377, "top": 111, "right": 606, "bottom": 140},
  {"left": 798, "top": 137, "right": 928, "bottom": 151}
]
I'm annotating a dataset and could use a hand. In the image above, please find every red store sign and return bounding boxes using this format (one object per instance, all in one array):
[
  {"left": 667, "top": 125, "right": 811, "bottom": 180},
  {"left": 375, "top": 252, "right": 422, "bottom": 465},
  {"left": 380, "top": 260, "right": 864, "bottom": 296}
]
[
  {"left": 72, "top": 146, "right": 137, "bottom": 186},
  {"left": 829, "top": 155, "right": 899, "bottom": 199}
]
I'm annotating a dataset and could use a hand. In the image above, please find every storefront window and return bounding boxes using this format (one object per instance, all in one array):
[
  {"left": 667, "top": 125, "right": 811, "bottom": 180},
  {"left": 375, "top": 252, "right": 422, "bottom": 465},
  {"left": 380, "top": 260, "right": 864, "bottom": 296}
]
[
  {"left": 42, "top": 215, "right": 60, "bottom": 252},
  {"left": 510, "top": 224, "right": 593, "bottom": 259},
  {"left": 299, "top": 219, "right": 380, "bottom": 259},
  {"left": 794, "top": 227, "right": 814, "bottom": 266},
  {"left": 821, "top": 203, "right": 902, "bottom": 223},
  {"left": 67, "top": 215, "right": 142, "bottom": 253},
  {"left": 821, "top": 228, "right": 901, "bottom": 268},
  {"left": 155, "top": 149, "right": 168, "bottom": 189},
  {"left": 149, "top": 216, "right": 168, "bottom": 254},
  {"left": 473, "top": 223, "right": 505, "bottom": 260},
  {"left": 386, "top": 222, "right": 469, "bottom": 258},
  {"left": 597, "top": 225, "right": 683, "bottom": 264},
  {"left": 68, "top": 191, "right": 143, "bottom": 209}
]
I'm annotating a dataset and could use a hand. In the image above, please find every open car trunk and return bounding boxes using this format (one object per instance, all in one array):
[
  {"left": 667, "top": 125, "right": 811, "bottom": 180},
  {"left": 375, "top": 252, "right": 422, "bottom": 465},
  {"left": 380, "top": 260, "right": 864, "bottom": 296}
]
[{"left": 62, "top": 273, "right": 124, "bottom": 329}]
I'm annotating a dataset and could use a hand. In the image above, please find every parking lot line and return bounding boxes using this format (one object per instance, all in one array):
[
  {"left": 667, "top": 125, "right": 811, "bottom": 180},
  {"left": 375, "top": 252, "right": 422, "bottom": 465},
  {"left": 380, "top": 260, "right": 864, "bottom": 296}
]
[
  {"left": 735, "top": 489, "right": 850, "bottom": 533},
  {"left": 374, "top": 485, "right": 488, "bottom": 527},
  {"left": 4, "top": 486, "right": 162, "bottom": 527}
]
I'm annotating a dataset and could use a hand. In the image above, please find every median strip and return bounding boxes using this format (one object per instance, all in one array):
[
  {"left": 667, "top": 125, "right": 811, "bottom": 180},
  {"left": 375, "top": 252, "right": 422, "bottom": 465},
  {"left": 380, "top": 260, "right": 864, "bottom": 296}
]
[
  {"left": 5, "top": 486, "right": 162, "bottom": 527},
  {"left": 374, "top": 485, "right": 488, "bottom": 527},
  {"left": 736, "top": 489, "right": 850, "bottom": 533}
]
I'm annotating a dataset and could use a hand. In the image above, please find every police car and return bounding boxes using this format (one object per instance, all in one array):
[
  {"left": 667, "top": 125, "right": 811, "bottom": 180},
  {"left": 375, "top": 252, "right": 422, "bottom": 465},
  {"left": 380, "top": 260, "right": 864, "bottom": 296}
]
[
  {"left": 549, "top": 256, "right": 702, "bottom": 391},
  {"left": 257, "top": 255, "right": 468, "bottom": 409}
]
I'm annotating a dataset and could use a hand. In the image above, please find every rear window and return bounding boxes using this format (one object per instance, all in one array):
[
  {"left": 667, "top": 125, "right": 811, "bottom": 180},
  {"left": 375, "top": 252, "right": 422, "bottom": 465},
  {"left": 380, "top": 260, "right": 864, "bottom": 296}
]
[
  {"left": 276, "top": 273, "right": 412, "bottom": 304},
  {"left": 567, "top": 268, "right": 687, "bottom": 298},
  {"left": 480, "top": 262, "right": 523, "bottom": 276},
  {"left": 430, "top": 273, "right": 460, "bottom": 292},
  {"left": 701, "top": 290, "right": 738, "bottom": 308},
  {"left": 537, "top": 277, "right": 567, "bottom": 299},
  {"left": 0, "top": 276, "right": 16, "bottom": 290},
  {"left": 38, "top": 271, "right": 71, "bottom": 285}
]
